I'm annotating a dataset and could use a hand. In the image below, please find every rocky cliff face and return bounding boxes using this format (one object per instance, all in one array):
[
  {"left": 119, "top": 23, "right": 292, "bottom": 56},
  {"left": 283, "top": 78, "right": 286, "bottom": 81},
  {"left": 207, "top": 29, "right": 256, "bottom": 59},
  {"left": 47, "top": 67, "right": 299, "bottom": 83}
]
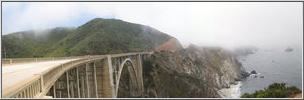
[
  {"left": 154, "top": 38, "right": 183, "bottom": 52},
  {"left": 142, "top": 44, "right": 248, "bottom": 98}
]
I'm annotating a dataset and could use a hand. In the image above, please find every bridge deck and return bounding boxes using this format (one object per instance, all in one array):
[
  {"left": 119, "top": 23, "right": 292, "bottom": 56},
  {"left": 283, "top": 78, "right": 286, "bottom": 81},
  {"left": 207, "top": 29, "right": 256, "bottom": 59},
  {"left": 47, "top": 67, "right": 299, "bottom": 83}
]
[
  {"left": 2, "top": 59, "right": 79, "bottom": 94},
  {"left": 2, "top": 52, "right": 152, "bottom": 98}
]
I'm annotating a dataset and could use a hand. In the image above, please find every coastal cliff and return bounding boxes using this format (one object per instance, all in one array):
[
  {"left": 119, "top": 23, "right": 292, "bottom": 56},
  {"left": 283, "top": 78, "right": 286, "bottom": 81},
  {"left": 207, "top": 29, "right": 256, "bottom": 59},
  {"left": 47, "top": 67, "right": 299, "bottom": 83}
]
[{"left": 142, "top": 44, "right": 249, "bottom": 97}]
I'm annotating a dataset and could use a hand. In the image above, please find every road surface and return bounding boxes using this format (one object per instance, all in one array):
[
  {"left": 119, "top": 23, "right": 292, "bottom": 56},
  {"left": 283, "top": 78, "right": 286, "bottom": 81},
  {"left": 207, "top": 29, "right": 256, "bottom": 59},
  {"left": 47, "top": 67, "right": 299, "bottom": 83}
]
[{"left": 2, "top": 59, "right": 79, "bottom": 94}]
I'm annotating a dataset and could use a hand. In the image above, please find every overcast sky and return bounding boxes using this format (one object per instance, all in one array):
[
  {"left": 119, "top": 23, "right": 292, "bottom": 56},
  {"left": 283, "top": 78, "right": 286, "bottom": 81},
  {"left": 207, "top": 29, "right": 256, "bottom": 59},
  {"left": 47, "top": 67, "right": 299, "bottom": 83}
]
[{"left": 2, "top": 2, "right": 303, "bottom": 49}]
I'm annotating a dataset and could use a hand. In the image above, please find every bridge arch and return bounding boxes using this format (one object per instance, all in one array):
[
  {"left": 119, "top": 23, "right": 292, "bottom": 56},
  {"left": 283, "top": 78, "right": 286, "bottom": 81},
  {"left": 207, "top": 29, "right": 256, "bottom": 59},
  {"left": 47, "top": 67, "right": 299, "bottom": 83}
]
[
  {"left": 115, "top": 58, "right": 140, "bottom": 97},
  {"left": 44, "top": 56, "right": 143, "bottom": 98}
]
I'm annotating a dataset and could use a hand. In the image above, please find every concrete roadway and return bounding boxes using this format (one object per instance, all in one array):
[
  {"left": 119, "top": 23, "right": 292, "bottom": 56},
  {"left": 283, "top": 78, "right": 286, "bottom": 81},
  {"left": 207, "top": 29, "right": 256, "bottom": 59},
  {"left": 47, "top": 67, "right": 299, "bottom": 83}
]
[{"left": 2, "top": 59, "right": 79, "bottom": 95}]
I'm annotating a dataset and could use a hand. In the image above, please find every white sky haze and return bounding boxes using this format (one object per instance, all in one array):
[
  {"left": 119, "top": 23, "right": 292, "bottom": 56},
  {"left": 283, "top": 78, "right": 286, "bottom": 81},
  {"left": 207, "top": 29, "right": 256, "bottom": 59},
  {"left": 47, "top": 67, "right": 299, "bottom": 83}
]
[{"left": 2, "top": 2, "right": 303, "bottom": 49}]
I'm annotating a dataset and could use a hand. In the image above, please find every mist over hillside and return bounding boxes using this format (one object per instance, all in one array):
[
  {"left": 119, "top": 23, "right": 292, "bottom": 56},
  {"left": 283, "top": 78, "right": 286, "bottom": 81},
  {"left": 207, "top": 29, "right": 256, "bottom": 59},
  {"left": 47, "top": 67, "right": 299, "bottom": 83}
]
[{"left": 2, "top": 18, "right": 177, "bottom": 58}]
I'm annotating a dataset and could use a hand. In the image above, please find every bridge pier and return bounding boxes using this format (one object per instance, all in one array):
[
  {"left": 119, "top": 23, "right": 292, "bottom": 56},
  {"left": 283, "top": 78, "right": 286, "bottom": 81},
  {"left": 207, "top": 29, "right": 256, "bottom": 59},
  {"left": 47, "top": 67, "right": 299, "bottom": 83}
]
[
  {"left": 95, "top": 59, "right": 112, "bottom": 98},
  {"left": 66, "top": 71, "right": 70, "bottom": 98},
  {"left": 107, "top": 55, "right": 116, "bottom": 98},
  {"left": 79, "top": 65, "right": 87, "bottom": 98},
  {"left": 53, "top": 82, "right": 56, "bottom": 98},
  {"left": 76, "top": 67, "right": 80, "bottom": 98},
  {"left": 85, "top": 63, "right": 90, "bottom": 98},
  {"left": 93, "top": 62, "right": 98, "bottom": 97},
  {"left": 137, "top": 54, "right": 144, "bottom": 96}
]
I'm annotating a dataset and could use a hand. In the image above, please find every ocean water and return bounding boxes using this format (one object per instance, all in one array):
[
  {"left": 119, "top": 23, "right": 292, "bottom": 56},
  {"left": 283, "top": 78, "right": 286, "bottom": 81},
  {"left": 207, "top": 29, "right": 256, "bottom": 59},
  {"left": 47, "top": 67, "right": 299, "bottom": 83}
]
[
  {"left": 219, "top": 46, "right": 302, "bottom": 98},
  {"left": 239, "top": 46, "right": 303, "bottom": 95}
]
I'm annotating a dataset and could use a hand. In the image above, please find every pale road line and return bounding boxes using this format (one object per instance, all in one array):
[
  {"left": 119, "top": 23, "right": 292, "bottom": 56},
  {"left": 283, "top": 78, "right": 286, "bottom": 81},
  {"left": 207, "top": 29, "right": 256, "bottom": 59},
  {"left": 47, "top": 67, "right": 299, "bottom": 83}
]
[{"left": 2, "top": 59, "right": 79, "bottom": 92}]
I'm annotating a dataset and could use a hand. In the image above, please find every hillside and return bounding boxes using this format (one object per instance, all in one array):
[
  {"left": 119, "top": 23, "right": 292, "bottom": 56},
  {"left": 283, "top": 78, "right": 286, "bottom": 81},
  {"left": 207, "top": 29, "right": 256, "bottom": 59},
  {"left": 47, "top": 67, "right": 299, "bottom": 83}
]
[
  {"left": 141, "top": 44, "right": 249, "bottom": 97},
  {"left": 2, "top": 27, "right": 73, "bottom": 58},
  {"left": 2, "top": 18, "right": 176, "bottom": 58}
]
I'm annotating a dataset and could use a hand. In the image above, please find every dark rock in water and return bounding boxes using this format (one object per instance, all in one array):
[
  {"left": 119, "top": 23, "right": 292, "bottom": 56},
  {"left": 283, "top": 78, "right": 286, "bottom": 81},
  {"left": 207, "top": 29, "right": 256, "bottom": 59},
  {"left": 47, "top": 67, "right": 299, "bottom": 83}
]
[
  {"left": 260, "top": 76, "right": 264, "bottom": 78},
  {"left": 241, "top": 71, "right": 250, "bottom": 79},
  {"left": 285, "top": 47, "right": 293, "bottom": 52},
  {"left": 250, "top": 70, "right": 257, "bottom": 74}
]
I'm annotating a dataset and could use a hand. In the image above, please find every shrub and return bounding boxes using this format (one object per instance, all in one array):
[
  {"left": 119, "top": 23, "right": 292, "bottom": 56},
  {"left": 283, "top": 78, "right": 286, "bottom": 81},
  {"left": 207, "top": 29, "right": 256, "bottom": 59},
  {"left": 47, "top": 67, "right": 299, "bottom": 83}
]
[{"left": 241, "top": 83, "right": 301, "bottom": 98}]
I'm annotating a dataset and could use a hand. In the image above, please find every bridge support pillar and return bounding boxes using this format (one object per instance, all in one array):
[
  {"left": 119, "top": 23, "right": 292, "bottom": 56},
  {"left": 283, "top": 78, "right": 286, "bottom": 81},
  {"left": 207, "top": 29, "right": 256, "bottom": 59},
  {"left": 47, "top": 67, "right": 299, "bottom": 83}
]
[
  {"left": 66, "top": 71, "right": 70, "bottom": 98},
  {"left": 40, "top": 75, "right": 44, "bottom": 94},
  {"left": 76, "top": 67, "right": 80, "bottom": 98},
  {"left": 93, "top": 62, "right": 99, "bottom": 98},
  {"left": 85, "top": 63, "right": 90, "bottom": 98},
  {"left": 107, "top": 55, "right": 115, "bottom": 98},
  {"left": 137, "top": 54, "right": 144, "bottom": 96},
  {"left": 53, "top": 83, "right": 56, "bottom": 98}
]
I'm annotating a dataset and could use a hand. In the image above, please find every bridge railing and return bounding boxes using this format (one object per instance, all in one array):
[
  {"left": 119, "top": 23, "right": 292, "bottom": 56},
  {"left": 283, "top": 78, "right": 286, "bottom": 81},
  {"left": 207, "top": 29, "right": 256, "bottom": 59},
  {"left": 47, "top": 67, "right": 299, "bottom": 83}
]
[
  {"left": 3, "top": 75, "right": 42, "bottom": 98},
  {"left": 2, "top": 52, "right": 153, "bottom": 65},
  {"left": 2, "top": 57, "right": 93, "bottom": 98},
  {"left": 2, "top": 56, "right": 86, "bottom": 65},
  {"left": 111, "top": 52, "right": 152, "bottom": 58}
]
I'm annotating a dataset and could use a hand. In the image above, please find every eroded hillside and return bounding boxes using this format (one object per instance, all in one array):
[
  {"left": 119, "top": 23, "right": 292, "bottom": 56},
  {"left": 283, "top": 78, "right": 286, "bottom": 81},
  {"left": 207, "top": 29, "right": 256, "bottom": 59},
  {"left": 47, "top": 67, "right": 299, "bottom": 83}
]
[{"left": 141, "top": 45, "right": 249, "bottom": 97}]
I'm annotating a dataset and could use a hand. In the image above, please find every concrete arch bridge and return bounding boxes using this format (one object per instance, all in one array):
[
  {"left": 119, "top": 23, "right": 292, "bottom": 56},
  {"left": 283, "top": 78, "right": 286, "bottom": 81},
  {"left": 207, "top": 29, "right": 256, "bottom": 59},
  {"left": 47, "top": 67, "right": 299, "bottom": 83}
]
[{"left": 2, "top": 52, "right": 152, "bottom": 98}]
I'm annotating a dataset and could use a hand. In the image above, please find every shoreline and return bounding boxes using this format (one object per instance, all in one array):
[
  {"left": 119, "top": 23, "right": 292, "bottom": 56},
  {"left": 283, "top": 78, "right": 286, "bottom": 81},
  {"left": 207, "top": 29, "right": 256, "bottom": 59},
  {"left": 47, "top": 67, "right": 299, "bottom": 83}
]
[{"left": 218, "top": 81, "right": 242, "bottom": 98}]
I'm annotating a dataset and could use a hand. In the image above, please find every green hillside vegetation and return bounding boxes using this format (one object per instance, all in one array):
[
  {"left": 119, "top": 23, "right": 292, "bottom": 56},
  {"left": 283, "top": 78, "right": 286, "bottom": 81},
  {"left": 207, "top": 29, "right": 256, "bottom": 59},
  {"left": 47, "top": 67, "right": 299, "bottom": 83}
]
[
  {"left": 241, "top": 83, "right": 301, "bottom": 98},
  {"left": 2, "top": 27, "right": 73, "bottom": 58},
  {"left": 2, "top": 18, "right": 172, "bottom": 58}
]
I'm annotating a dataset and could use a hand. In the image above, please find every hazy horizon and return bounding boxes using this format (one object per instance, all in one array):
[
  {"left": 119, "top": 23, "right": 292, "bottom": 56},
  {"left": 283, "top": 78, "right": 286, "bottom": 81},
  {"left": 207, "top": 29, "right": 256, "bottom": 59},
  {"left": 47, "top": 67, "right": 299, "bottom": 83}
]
[{"left": 2, "top": 2, "right": 303, "bottom": 49}]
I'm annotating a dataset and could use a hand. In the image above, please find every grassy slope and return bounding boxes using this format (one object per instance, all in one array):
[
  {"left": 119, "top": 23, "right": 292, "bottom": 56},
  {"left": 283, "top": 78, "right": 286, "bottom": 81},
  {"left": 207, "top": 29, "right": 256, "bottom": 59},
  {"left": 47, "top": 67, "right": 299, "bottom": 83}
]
[
  {"left": 2, "top": 18, "right": 172, "bottom": 58},
  {"left": 2, "top": 27, "right": 73, "bottom": 58}
]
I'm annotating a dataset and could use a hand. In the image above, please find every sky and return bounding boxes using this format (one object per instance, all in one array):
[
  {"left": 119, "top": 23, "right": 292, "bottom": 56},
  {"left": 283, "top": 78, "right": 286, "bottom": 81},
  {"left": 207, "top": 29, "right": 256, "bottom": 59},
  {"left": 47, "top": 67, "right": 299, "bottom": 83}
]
[{"left": 2, "top": 2, "right": 303, "bottom": 49}]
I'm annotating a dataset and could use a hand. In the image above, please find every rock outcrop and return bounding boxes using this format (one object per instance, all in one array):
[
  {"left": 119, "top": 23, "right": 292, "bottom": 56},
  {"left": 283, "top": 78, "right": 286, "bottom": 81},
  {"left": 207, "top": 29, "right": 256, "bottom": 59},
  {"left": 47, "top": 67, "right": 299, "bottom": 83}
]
[
  {"left": 142, "top": 44, "right": 249, "bottom": 98},
  {"left": 154, "top": 38, "right": 183, "bottom": 52}
]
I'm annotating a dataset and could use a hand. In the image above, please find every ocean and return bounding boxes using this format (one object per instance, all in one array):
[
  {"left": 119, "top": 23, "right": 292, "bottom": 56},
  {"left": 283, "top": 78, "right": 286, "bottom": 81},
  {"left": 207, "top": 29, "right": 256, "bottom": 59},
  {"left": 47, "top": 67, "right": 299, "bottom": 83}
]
[{"left": 220, "top": 46, "right": 302, "bottom": 98}]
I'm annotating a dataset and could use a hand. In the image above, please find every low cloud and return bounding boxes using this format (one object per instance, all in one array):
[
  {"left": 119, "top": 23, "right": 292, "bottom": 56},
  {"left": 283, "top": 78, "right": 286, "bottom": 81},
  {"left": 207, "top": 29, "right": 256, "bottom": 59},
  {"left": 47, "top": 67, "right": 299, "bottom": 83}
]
[{"left": 2, "top": 2, "right": 303, "bottom": 49}]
